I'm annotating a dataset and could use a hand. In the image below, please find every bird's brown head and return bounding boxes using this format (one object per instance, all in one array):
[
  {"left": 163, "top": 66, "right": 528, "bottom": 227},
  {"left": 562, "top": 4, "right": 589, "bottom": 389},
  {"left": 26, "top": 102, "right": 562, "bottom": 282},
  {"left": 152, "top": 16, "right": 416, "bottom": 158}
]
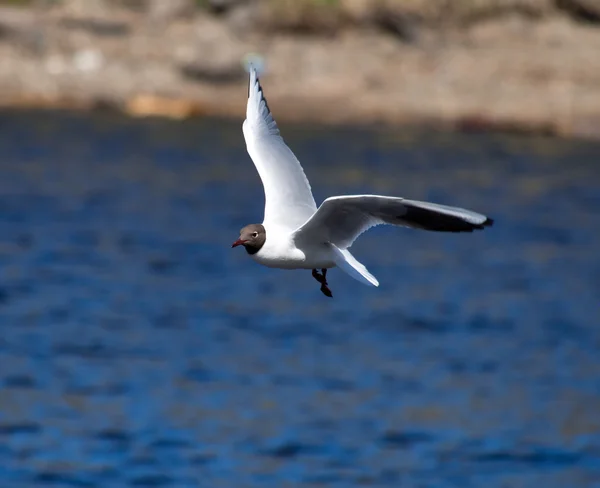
[{"left": 231, "top": 224, "right": 266, "bottom": 255}]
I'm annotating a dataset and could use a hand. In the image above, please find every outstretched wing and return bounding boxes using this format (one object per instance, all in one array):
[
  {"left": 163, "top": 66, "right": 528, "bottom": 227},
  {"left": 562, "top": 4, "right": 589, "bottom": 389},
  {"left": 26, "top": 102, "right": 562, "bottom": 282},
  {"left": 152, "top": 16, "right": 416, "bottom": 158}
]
[
  {"left": 293, "top": 195, "right": 493, "bottom": 249},
  {"left": 242, "top": 65, "right": 317, "bottom": 231}
]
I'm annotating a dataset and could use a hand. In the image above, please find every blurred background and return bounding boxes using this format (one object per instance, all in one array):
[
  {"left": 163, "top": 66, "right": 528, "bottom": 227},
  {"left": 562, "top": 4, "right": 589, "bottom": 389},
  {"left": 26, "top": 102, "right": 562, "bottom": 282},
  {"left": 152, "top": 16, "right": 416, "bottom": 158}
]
[{"left": 0, "top": 1, "right": 599, "bottom": 487}]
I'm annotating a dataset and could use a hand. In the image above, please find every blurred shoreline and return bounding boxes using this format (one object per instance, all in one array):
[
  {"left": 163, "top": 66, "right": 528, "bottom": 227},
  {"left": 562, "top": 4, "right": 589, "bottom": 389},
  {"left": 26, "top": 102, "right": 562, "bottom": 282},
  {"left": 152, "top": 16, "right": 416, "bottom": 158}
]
[{"left": 1, "top": 0, "right": 600, "bottom": 140}]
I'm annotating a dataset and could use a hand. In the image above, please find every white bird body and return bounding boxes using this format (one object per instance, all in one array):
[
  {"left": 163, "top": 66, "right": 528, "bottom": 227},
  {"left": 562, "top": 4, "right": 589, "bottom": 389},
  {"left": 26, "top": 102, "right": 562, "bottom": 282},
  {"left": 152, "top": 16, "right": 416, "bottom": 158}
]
[
  {"left": 250, "top": 225, "right": 336, "bottom": 270},
  {"left": 233, "top": 65, "right": 493, "bottom": 295}
]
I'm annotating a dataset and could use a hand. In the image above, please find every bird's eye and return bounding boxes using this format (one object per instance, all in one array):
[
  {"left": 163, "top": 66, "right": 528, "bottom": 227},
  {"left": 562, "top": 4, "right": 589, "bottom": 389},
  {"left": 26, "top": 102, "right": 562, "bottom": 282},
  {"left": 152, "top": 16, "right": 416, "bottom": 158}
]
[{"left": 252, "top": 232, "right": 258, "bottom": 238}]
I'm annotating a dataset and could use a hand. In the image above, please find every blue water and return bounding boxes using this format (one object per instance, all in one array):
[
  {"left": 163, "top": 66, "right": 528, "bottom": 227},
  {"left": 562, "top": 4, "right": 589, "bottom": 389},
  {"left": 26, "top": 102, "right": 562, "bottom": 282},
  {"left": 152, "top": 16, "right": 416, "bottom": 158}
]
[{"left": 0, "top": 110, "right": 599, "bottom": 487}]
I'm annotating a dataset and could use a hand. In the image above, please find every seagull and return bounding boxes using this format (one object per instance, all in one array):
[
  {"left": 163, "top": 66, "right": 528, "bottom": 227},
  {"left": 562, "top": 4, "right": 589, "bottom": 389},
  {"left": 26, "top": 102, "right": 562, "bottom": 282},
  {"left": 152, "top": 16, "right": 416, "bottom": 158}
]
[{"left": 232, "top": 65, "right": 493, "bottom": 297}]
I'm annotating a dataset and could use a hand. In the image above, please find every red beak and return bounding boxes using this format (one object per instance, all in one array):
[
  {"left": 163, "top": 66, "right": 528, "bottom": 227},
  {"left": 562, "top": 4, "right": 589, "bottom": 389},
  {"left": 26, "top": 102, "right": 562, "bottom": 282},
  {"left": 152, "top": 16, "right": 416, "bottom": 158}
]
[{"left": 231, "top": 238, "right": 246, "bottom": 248}]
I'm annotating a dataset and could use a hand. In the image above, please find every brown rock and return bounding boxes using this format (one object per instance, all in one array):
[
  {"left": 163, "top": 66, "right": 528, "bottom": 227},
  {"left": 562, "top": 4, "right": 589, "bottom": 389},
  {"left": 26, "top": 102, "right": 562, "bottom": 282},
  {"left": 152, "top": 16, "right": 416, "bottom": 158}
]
[
  {"left": 179, "top": 61, "right": 245, "bottom": 84},
  {"left": 125, "top": 94, "right": 203, "bottom": 119},
  {"left": 556, "top": 0, "right": 600, "bottom": 21},
  {"left": 147, "top": 0, "right": 196, "bottom": 21},
  {"left": 58, "top": 16, "right": 130, "bottom": 36},
  {"left": 0, "top": 6, "right": 38, "bottom": 40},
  {"left": 206, "top": 0, "right": 251, "bottom": 15}
]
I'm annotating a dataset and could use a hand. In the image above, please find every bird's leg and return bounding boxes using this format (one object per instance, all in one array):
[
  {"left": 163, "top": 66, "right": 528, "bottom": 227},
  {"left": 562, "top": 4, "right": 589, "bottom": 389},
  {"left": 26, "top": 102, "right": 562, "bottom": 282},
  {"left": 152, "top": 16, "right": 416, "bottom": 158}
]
[
  {"left": 312, "top": 268, "right": 333, "bottom": 298},
  {"left": 320, "top": 283, "right": 333, "bottom": 297},
  {"left": 320, "top": 268, "right": 333, "bottom": 297},
  {"left": 312, "top": 268, "right": 325, "bottom": 284}
]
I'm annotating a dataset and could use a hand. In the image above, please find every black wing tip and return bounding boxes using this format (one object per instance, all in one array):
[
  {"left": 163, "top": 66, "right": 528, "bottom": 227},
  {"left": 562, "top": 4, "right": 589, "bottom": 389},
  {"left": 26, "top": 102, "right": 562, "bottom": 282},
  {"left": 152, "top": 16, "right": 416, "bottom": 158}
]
[
  {"left": 478, "top": 217, "right": 494, "bottom": 229},
  {"left": 247, "top": 63, "right": 254, "bottom": 98},
  {"left": 462, "top": 216, "right": 494, "bottom": 233},
  {"left": 247, "top": 63, "right": 258, "bottom": 98},
  {"left": 248, "top": 65, "right": 272, "bottom": 115},
  {"left": 247, "top": 63, "right": 263, "bottom": 92},
  {"left": 399, "top": 208, "right": 495, "bottom": 233}
]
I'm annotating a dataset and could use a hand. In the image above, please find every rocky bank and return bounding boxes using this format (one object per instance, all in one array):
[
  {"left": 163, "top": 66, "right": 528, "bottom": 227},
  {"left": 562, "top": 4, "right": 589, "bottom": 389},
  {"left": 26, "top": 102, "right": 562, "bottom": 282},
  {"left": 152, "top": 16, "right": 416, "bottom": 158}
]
[{"left": 1, "top": 0, "right": 600, "bottom": 139}]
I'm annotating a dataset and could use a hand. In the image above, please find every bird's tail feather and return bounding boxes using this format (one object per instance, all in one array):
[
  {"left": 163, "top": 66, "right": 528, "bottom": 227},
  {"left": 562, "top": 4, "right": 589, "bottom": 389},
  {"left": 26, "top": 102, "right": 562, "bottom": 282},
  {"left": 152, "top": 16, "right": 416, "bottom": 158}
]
[{"left": 331, "top": 245, "right": 379, "bottom": 287}]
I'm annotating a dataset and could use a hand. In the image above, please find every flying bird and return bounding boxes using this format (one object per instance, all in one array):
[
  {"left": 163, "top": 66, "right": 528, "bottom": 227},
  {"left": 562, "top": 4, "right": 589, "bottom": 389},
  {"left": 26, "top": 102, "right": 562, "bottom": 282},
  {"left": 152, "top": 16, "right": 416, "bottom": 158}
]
[{"left": 232, "top": 65, "right": 493, "bottom": 297}]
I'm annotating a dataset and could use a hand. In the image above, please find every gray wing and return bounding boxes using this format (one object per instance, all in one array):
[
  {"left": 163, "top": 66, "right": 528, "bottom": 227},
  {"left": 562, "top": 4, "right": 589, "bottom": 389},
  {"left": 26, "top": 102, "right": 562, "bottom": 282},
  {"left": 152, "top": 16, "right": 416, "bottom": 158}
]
[{"left": 293, "top": 194, "right": 493, "bottom": 249}]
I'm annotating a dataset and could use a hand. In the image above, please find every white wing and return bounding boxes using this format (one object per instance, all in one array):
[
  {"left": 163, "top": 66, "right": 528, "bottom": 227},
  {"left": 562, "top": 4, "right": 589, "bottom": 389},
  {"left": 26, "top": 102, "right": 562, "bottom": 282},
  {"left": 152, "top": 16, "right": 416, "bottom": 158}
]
[
  {"left": 293, "top": 195, "right": 493, "bottom": 249},
  {"left": 242, "top": 65, "right": 317, "bottom": 231}
]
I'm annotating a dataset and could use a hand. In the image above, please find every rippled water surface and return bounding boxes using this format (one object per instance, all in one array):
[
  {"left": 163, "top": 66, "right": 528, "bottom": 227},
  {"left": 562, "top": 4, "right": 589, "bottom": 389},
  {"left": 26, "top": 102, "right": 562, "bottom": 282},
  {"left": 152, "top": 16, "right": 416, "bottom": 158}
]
[{"left": 0, "top": 110, "right": 599, "bottom": 487}]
